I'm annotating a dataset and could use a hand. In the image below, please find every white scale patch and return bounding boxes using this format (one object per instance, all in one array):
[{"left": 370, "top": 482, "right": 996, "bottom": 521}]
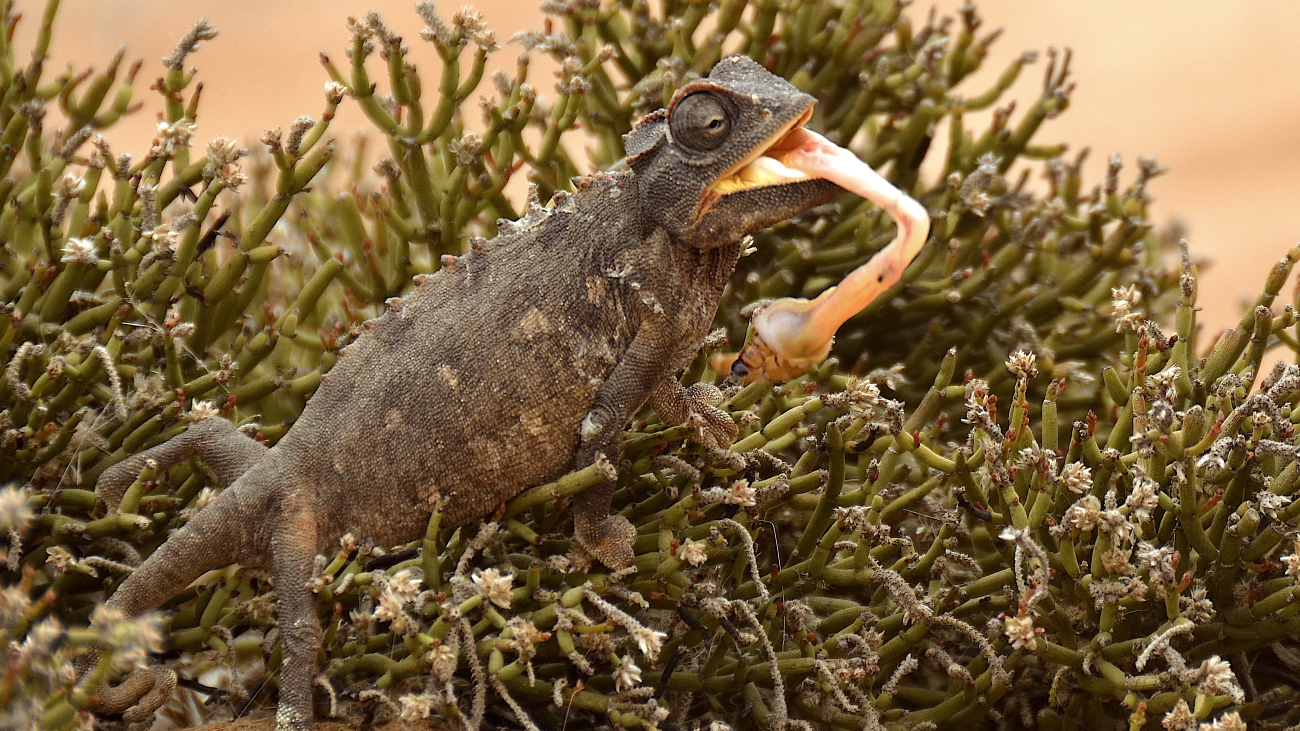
[
  {"left": 437, "top": 364, "right": 459, "bottom": 389},
  {"left": 385, "top": 408, "right": 404, "bottom": 430}
]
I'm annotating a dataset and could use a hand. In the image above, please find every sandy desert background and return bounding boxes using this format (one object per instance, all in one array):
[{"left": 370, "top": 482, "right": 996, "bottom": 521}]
[{"left": 14, "top": 0, "right": 1300, "bottom": 337}]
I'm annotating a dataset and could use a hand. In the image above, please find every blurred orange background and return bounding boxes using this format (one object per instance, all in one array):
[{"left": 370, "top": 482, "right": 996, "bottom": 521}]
[{"left": 17, "top": 0, "right": 1300, "bottom": 337}]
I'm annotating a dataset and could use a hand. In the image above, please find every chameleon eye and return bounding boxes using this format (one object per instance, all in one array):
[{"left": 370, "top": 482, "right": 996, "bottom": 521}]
[{"left": 670, "top": 92, "right": 732, "bottom": 151}]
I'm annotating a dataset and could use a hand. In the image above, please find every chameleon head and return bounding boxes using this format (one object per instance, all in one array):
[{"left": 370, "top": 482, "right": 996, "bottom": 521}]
[
  {"left": 671, "top": 68, "right": 932, "bottom": 384},
  {"left": 622, "top": 55, "right": 843, "bottom": 248},
  {"left": 625, "top": 56, "right": 930, "bottom": 383}
]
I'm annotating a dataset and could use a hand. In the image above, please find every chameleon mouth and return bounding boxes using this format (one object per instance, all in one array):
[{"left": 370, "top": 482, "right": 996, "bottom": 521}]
[{"left": 707, "top": 107, "right": 818, "bottom": 196}]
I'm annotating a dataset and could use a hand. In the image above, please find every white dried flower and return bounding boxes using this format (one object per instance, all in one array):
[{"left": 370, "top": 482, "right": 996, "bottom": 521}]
[
  {"left": 504, "top": 617, "right": 547, "bottom": 658},
  {"left": 824, "top": 377, "right": 880, "bottom": 420},
  {"left": 1059, "top": 462, "right": 1093, "bottom": 495},
  {"left": 677, "top": 537, "right": 708, "bottom": 567},
  {"left": 1181, "top": 582, "right": 1215, "bottom": 624},
  {"left": 386, "top": 568, "right": 421, "bottom": 603},
  {"left": 1002, "top": 614, "right": 1040, "bottom": 650},
  {"left": 55, "top": 171, "right": 85, "bottom": 197},
  {"left": 725, "top": 479, "right": 756, "bottom": 507},
  {"left": 0, "top": 486, "right": 32, "bottom": 533},
  {"left": 91, "top": 605, "right": 165, "bottom": 673},
  {"left": 1196, "top": 655, "right": 1244, "bottom": 703},
  {"left": 60, "top": 237, "right": 98, "bottom": 265},
  {"left": 207, "top": 136, "right": 242, "bottom": 166},
  {"left": 373, "top": 592, "right": 406, "bottom": 623},
  {"left": 865, "top": 363, "right": 908, "bottom": 390},
  {"left": 1147, "top": 364, "right": 1182, "bottom": 402},
  {"left": 629, "top": 624, "right": 667, "bottom": 658},
  {"left": 398, "top": 692, "right": 435, "bottom": 721},
  {"left": 190, "top": 487, "right": 216, "bottom": 512},
  {"left": 448, "top": 133, "right": 481, "bottom": 169},
  {"left": 426, "top": 641, "right": 458, "bottom": 681},
  {"left": 1100, "top": 546, "right": 1133, "bottom": 575},
  {"left": 1136, "top": 543, "right": 1177, "bottom": 588},
  {"left": 1111, "top": 284, "right": 1144, "bottom": 332},
  {"left": 1161, "top": 698, "right": 1195, "bottom": 730},
  {"left": 471, "top": 567, "right": 514, "bottom": 608},
  {"left": 1281, "top": 542, "right": 1300, "bottom": 577},
  {"left": 1097, "top": 508, "right": 1133, "bottom": 544},
  {"left": 52, "top": 173, "right": 85, "bottom": 224},
  {"left": 1258, "top": 491, "right": 1289, "bottom": 520},
  {"left": 204, "top": 136, "right": 247, "bottom": 190},
  {"left": 153, "top": 119, "right": 195, "bottom": 155},
  {"left": 1126, "top": 469, "right": 1160, "bottom": 523},
  {"left": 1199, "top": 711, "right": 1246, "bottom": 731},
  {"left": 44, "top": 545, "right": 75, "bottom": 575},
  {"left": 216, "top": 163, "right": 248, "bottom": 191},
  {"left": 833, "top": 506, "right": 872, "bottom": 532},
  {"left": 1005, "top": 350, "right": 1038, "bottom": 381},
  {"left": 612, "top": 655, "right": 642, "bottom": 691},
  {"left": 144, "top": 225, "right": 179, "bottom": 257},
  {"left": 1062, "top": 495, "right": 1101, "bottom": 533},
  {"left": 187, "top": 401, "right": 220, "bottom": 422},
  {"left": 452, "top": 7, "right": 497, "bottom": 50}
]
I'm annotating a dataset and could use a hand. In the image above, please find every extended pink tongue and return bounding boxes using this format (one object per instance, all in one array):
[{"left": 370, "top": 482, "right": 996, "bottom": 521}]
[
  {"left": 746, "top": 127, "right": 930, "bottom": 375},
  {"left": 779, "top": 128, "right": 926, "bottom": 238}
]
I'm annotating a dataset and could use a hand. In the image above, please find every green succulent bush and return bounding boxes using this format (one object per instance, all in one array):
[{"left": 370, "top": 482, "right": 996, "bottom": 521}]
[{"left": 3, "top": 0, "right": 1300, "bottom": 729}]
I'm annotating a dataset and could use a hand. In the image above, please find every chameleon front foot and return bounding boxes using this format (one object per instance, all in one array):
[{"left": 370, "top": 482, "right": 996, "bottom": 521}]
[{"left": 650, "top": 381, "right": 737, "bottom": 450}]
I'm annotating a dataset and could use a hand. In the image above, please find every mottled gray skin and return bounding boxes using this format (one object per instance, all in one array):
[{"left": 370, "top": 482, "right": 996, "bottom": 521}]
[{"left": 87, "top": 55, "right": 842, "bottom": 729}]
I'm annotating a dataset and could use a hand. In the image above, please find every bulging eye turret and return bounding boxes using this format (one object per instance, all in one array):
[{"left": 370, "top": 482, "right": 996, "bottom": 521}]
[{"left": 670, "top": 92, "right": 732, "bottom": 151}]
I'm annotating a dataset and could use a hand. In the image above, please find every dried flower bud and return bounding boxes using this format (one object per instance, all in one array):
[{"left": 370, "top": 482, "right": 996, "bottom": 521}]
[
  {"left": 324, "top": 81, "right": 348, "bottom": 105},
  {"left": 60, "top": 237, "right": 97, "bottom": 265},
  {"left": 162, "top": 18, "right": 218, "bottom": 70},
  {"left": 1005, "top": 350, "right": 1038, "bottom": 381}
]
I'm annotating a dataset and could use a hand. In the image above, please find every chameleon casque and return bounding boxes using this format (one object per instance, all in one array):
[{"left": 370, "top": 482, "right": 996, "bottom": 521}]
[{"left": 84, "top": 55, "right": 930, "bottom": 729}]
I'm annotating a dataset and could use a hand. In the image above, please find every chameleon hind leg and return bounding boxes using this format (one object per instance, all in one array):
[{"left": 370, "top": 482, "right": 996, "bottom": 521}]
[{"left": 83, "top": 418, "right": 271, "bottom": 724}]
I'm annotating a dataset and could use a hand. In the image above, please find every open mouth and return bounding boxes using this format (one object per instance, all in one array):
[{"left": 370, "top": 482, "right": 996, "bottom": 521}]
[{"left": 707, "top": 107, "right": 818, "bottom": 197}]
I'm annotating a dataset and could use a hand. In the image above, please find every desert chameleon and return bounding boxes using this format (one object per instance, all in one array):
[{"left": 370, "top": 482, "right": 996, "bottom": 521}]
[{"left": 84, "top": 55, "right": 930, "bottom": 729}]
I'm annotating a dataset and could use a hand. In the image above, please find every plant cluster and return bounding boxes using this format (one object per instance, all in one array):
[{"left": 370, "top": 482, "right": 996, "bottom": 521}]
[{"left": 3, "top": 0, "right": 1300, "bottom": 729}]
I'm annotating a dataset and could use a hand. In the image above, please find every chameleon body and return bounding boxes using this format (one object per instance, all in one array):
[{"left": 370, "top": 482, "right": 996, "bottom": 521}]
[{"left": 85, "top": 55, "right": 928, "bottom": 729}]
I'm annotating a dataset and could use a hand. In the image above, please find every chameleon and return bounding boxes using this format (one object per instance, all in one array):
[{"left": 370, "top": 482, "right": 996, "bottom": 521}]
[{"left": 82, "top": 55, "right": 930, "bottom": 729}]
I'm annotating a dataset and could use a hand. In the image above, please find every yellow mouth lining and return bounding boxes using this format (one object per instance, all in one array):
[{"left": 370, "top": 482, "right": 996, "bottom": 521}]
[{"left": 707, "top": 106, "right": 816, "bottom": 196}]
